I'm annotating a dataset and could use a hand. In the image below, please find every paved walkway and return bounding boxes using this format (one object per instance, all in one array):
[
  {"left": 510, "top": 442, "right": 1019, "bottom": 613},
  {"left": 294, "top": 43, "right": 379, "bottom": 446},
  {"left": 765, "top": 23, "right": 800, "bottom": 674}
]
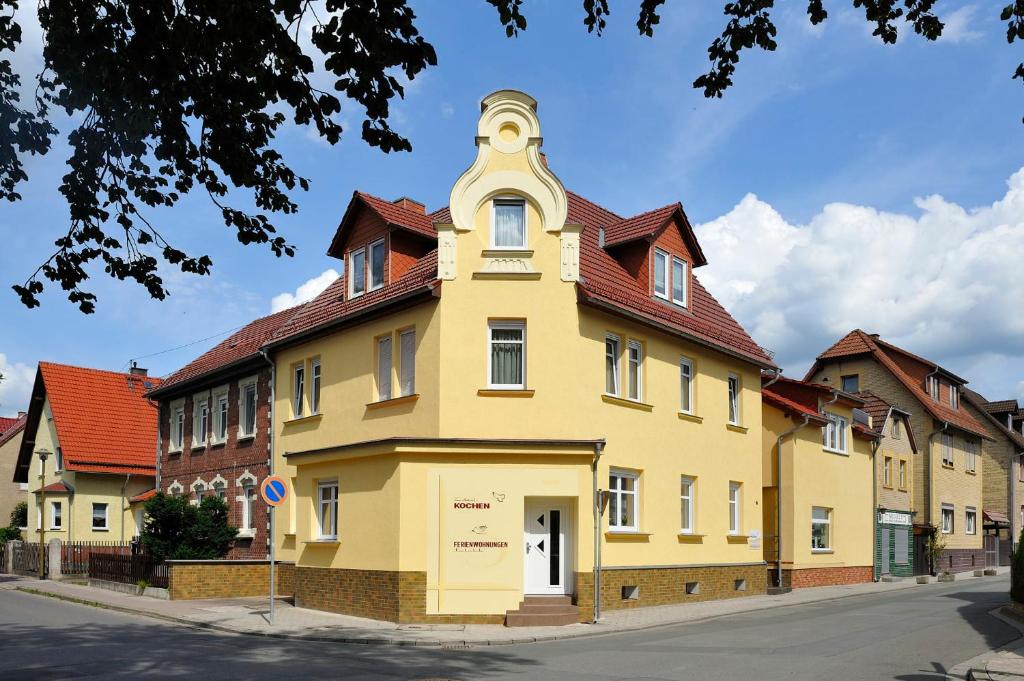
[
  {"left": 946, "top": 603, "right": 1024, "bottom": 681},
  {"left": 0, "top": 569, "right": 1010, "bottom": 647}
]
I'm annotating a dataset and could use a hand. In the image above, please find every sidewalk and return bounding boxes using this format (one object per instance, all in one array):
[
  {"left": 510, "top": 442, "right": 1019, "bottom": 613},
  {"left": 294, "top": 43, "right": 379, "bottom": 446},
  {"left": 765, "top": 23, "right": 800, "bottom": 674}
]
[
  {"left": 1, "top": 569, "right": 1010, "bottom": 647},
  {"left": 947, "top": 602, "right": 1024, "bottom": 681}
]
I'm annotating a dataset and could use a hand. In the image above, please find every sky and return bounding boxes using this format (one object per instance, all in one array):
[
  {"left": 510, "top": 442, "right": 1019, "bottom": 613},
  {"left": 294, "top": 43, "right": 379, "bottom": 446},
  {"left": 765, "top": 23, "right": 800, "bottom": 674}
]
[{"left": 1, "top": 1, "right": 1022, "bottom": 416}]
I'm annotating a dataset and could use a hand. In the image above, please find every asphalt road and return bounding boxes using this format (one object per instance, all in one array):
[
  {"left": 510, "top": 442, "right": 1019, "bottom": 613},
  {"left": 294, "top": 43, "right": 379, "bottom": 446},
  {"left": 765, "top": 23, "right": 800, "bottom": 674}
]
[{"left": 0, "top": 576, "right": 1017, "bottom": 680}]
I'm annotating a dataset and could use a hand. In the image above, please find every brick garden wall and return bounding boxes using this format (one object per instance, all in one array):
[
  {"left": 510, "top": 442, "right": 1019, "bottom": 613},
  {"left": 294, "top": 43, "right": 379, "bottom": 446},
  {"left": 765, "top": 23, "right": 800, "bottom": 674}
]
[
  {"left": 784, "top": 566, "right": 872, "bottom": 589},
  {"left": 939, "top": 548, "right": 985, "bottom": 573},
  {"left": 168, "top": 561, "right": 295, "bottom": 600}
]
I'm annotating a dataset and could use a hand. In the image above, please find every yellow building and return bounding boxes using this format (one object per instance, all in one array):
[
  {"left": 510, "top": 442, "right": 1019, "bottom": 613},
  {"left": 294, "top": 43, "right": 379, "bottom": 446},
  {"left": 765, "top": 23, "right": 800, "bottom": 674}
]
[
  {"left": 761, "top": 377, "right": 876, "bottom": 589},
  {"left": 14, "top": 363, "right": 158, "bottom": 544},
  {"left": 259, "top": 90, "right": 777, "bottom": 625}
]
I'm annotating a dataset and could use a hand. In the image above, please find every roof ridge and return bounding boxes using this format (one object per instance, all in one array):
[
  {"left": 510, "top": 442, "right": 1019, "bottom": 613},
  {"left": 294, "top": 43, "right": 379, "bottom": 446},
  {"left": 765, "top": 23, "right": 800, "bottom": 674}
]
[
  {"left": 565, "top": 189, "right": 624, "bottom": 222},
  {"left": 610, "top": 202, "right": 679, "bottom": 225},
  {"left": 39, "top": 361, "right": 163, "bottom": 383}
]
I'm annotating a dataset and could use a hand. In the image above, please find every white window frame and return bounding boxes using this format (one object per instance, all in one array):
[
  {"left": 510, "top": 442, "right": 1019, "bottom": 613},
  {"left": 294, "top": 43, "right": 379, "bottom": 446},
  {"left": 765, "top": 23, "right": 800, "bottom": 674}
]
[
  {"left": 604, "top": 334, "right": 620, "bottom": 397},
  {"left": 55, "top": 447, "right": 64, "bottom": 472},
  {"left": 892, "top": 417, "right": 901, "bottom": 439},
  {"left": 965, "top": 440, "right": 977, "bottom": 473},
  {"left": 349, "top": 247, "right": 366, "bottom": 298},
  {"left": 237, "top": 376, "right": 258, "bottom": 439},
  {"left": 822, "top": 412, "right": 848, "bottom": 454},
  {"left": 883, "top": 456, "right": 893, "bottom": 487},
  {"left": 317, "top": 480, "right": 339, "bottom": 540},
  {"left": 653, "top": 249, "right": 669, "bottom": 299},
  {"left": 941, "top": 503, "right": 954, "bottom": 534},
  {"left": 399, "top": 329, "right": 416, "bottom": 397},
  {"left": 671, "top": 256, "right": 688, "bottom": 306},
  {"left": 368, "top": 238, "right": 386, "bottom": 291},
  {"left": 899, "top": 459, "right": 907, "bottom": 490},
  {"left": 240, "top": 485, "right": 257, "bottom": 535},
  {"left": 608, "top": 469, "right": 640, "bottom": 533},
  {"left": 292, "top": 363, "right": 305, "bottom": 418},
  {"left": 941, "top": 432, "right": 954, "bottom": 467},
  {"left": 929, "top": 376, "right": 940, "bottom": 401},
  {"left": 727, "top": 373, "right": 741, "bottom": 426},
  {"left": 211, "top": 386, "right": 229, "bottom": 445},
  {"left": 950, "top": 385, "right": 959, "bottom": 409},
  {"left": 491, "top": 196, "right": 527, "bottom": 249},
  {"left": 92, "top": 502, "right": 109, "bottom": 531},
  {"left": 627, "top": 340, "right": 643, "bottom": 402},
  {"left": 487, "top": 321, "right": 526, "bottom": 390},
  {"left": 192, "top": 393, "right": 209, "bottom": 448},
  {"left": 377, "top": 335, "right": 393, "bottom": 401},
  {"left": 679, "top": 357, "right": 694, "bottom": 414},
  {"left": 728, "top": 482, "right": 742, "bottom": 535},
  {"left": 169, "top": 400, "right": 185, "bottom": 452},
  {"left": 680, "top": 476, "right": 695, "bottom": 535},
  {"left": 811, "top": 506, "right": 832, "bottom": 551},
  {"left": 310, "top": 358, "right": 322, "bottom": 415},
  {"left": 50, "top": 500, "right": 62, "bottom": 530},
  {"left": 841, "top": 374, "right": 859, "bottom": 393},
  {"left": 966, "top": 507, "right": 977, "bottom": 535}
]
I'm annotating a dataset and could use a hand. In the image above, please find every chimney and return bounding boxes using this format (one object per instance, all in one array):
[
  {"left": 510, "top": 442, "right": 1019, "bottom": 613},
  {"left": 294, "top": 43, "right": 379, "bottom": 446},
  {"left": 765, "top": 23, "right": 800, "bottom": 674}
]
[
  {"left": 129, "top": 362, "right": 148, "bottom": 377},
  {"left": 393, "top": 196, "right": 426, "bottom": 214},
  {"left": 869, "top": 333, "right": 880, "bottom": 338},
  {"left": 598, "top": 226, "right": 605, "bottom": 248},
  {"left": 17, "top": 411, "right": 26, "bottom": 418}
]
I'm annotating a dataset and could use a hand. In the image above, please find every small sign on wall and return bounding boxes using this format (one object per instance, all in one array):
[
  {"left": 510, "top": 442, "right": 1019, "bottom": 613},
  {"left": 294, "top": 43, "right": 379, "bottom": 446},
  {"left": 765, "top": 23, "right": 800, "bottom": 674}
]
[
  {"left": 748, "top": 529, "right": 761, "bottom": 549},
  {"left": 879, "top": 511, "right": 911, "bottom": 526}
]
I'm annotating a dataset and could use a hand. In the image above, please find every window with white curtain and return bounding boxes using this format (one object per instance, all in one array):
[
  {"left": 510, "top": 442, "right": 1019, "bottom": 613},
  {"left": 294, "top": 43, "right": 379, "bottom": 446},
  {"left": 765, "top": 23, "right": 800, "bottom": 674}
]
[
  {"left": 242, "top": 485, "right": 256, "bottom": 532},
  {"left": 310, "top": 358, "right": 321, "bottom": 414},
  {"left": 350, "top": 247, "right": 366, "bottom": 297},
  {"left": 399, "top": 329, "right": 416, "bottom": 396},
  {"left": 492, "top": 198, "right": 526, "bottom": 248},
  {"left": 680, "top": 476, "right": 695, "bottom": 534},
  {"left": 680, "top": 357, "right": 694, "bottom": 414},
  {"left": 672, "top": 257, "right": 687, "bottom": 306},
  {"left": 369, "top": 238, "right": 385, "bottom": 290},
  {"left": 653, "top": 249, "right": 668, "bottom": 299},
  {"left": 609, "top": 470, "right": 639, "bottom": 532},
  {"left": 377, "top": 336, "right": 393, "bottom": 401},
  {"left": 941, "top": 503, "right": 954, "bottom": 534},
  {"left": 605, "top": 334, "right": 620, "bottom": 396},
  {"left": 966, "top": 507, "right": 977, "bottom": 535},
  {"left": 488, "top": 321, "right": 525, "bottom": 389},
  {"left": 318, "top": 481, "right": 338, "bottom": 540},
  {"left": 627, "top": 340, "right": 643, "bottom": 401}
]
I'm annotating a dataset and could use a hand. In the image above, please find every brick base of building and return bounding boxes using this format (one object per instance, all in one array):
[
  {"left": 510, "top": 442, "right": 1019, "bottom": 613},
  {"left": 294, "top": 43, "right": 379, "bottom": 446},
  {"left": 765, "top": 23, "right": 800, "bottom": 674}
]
[
  {"left": 575, "top": 563, "right": 767, "bottom": 623},
  {"left": 782, "top": 566, "right": 873, "bottom": 589},
  {"left": 938, "top": 548, "right": 986, "bottom": 574},
  {"left": 168, "top": 560, "right": 295, "bottom": 600}
]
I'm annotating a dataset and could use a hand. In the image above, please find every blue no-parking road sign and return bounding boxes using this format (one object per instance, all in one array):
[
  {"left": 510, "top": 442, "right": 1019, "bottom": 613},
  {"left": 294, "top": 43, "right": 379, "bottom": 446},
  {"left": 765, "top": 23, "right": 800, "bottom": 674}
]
[{"left": 260, "top": 475, "right": 288, "bottom": 507}]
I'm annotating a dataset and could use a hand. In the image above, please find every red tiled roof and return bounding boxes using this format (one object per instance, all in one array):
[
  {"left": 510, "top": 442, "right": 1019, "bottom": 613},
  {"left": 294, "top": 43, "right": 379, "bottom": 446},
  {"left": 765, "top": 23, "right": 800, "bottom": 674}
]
[
  {"left": 0, "top": 413, "right": 27, "bottom": 448},
  {"left": 984, "top": 509, "right": 1010, "bottom": 525},
  {"left": 808, "top": 330, "right": 991, "bottom": 440},
  {"left": 36, "top": 363, "right": 161, "bottom": 475},
  {"left": 36, "top": 480, "right": 73, "bottom": 494},
  {"left": 269, "top": 250, "right": 440, "bottom": 345},
  {"left": 152, "top": 306, "right": 302, "bottom": 395},
  {"left": 855, "top": 391, "right": 893, "bottom": 438},
  {"left": 355, "top": 192, "right": 437, "bottom": 239},
  {"left": 963, "top": 388, "right": 1024, "bottom": 450},
  {"left": 984, "top": 399, "right": 1020, "bottom": 415},
  {"left": 568, "top": 191, "right": 773, "bottom": 368},
  {"left": 601, "top": 203, "right": 708, "bottom": 266},
  {"left": 129, "top": 488, "right": 157, "bottom": 503},
  {"left": 430, "top": 205, "right": 452, "bottom": 224},
  {"left": 762, "top": 386, "right": 827, "bottom": 423}
]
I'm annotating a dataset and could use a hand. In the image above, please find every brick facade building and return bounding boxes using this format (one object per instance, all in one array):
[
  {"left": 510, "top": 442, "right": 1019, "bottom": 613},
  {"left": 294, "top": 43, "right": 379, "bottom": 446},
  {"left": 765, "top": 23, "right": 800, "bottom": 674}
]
[{"left": 149, "top": 308, "right": 298, "bottom": 559}]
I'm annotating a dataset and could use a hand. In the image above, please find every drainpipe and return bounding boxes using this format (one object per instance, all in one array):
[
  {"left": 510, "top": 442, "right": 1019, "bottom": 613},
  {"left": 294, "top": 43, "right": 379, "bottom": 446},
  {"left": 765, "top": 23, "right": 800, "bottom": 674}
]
[
  {"left": 775, "top": 415, "right": 811, "bottom": 589},
  {"left": 120, "top": 473, "right": 132, "bottom": 543},
  {"left": 870, "top": 417, "right": 884, "bottom": 581},
  {"left": 762, "top": 368, "right": 782, "bottom": 390},
  {"left": 592, "top": 440, "right": 605, "bottom": 623}
]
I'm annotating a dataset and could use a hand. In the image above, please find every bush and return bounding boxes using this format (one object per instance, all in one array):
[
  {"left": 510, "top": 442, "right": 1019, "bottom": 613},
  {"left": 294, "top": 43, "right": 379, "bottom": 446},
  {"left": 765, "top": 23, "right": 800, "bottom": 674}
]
[
  {"left": 141, "top": 493, "right": 238, "bottom": 562},
  {"left": 9, "top": 502, "right": 26, "bottom": 530},
  {"left": 0, "top": 526, "right": 21, "bottom": 543},
  {"left": 1012, "top": 529, "right": 1024, "bottom": 604}
]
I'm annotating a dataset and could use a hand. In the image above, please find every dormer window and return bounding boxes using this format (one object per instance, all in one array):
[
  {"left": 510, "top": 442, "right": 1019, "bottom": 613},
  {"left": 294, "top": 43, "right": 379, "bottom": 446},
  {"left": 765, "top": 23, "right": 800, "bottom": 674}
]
[
  {"left": 369, "top": 238, "right": 385, "bottom": 290},
  {"left": 653, "top": 248, "right": 688, "bottom": 307},
  {"left": 949, "top": 385, "right": 959, "bottom": 409},
  {"left": 492, "top": 198, "right": 526, "bottom": 249},
  {"left": 350, "top": 247, "right": 366, "bottom": 298},
  {"left": 928, "top": 375, "right": 940, "bottom": 401}
]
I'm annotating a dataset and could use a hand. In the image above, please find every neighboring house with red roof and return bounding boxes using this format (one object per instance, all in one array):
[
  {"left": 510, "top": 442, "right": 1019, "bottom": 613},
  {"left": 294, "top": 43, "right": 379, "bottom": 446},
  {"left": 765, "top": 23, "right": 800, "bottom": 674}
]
[
  {"left": 0, "top": 412, "right": 29, "bottom": 526},
  {"left": 806, "top": 330, "right": 993, "bottom": 573},
  {"left": 145, "top": 306, "right": 300, "bottom": 558},
  {"left": 761, "top": 376, "right": 877, "bottom": 589},
  {"left": 14, "top": 363, "right": 160, "bottom": 543},
  {"left": 251, "top": 90, "right": 776, "bottom": 625}
]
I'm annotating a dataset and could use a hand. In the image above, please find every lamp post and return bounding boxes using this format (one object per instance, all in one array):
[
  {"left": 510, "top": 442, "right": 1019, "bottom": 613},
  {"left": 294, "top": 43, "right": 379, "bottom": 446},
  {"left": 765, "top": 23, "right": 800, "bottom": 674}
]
[{"left": 36, "top": 448, "right": 51, "bottom": 580}]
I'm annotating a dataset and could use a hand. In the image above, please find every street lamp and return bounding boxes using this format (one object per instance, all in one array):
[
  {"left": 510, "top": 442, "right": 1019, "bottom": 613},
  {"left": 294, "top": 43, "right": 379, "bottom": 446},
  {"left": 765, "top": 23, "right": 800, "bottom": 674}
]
[{"left": 36, "top": 448, "right": 50, "bottom": 580}]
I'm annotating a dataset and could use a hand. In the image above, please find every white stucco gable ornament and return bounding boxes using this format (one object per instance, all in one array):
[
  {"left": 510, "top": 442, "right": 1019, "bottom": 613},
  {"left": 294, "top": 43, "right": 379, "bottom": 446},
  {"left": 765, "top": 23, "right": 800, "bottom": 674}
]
[{"left": 441, "top": 90, "right": 580, "bottom": 282}]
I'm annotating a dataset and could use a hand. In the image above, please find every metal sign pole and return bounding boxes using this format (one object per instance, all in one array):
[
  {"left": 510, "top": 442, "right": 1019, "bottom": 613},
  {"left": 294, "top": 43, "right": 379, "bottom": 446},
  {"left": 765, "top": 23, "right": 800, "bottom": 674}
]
[{"left": 269, "top": 504, "right": 275, "bottom": 626}]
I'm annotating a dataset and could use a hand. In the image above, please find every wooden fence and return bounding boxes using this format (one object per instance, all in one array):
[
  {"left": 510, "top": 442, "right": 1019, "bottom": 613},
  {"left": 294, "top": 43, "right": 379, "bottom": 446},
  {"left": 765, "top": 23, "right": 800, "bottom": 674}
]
[
  {"left": 61, "top": 541, "right": 132, "bottom": 575},
  {"left": 88, "top": 552, "right": 167, "bottom": 588}
]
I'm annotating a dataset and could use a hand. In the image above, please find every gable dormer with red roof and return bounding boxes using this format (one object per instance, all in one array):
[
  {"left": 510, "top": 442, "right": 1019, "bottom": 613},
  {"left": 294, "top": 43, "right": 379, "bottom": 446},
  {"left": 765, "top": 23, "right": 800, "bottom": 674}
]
[{"left": 327, "top": 192, "right": 437, "bottom": 301}]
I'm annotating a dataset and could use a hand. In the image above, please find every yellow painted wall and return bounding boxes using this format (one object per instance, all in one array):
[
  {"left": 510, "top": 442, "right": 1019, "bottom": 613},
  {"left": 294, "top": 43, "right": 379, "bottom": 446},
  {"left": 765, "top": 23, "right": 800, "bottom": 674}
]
[
  {"left": 931, "top": 432, "right": 984, "bottom": 550},
  {"left": 25, "top": 399, "right": 152, "bottom": 543},
  {"left": 877, "top": 413, "right": 914, "bottom": 513},
  {"left": 762, "top": 401, "right": 874, "bottom": 570}
]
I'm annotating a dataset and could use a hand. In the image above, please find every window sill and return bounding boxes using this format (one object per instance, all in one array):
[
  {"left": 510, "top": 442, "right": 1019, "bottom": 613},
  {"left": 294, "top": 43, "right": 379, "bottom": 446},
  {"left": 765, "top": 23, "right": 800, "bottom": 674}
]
[
  {"left": 966, "top": 470, "right": 977, "bottom": 476},
  {"left": 168, "top": 449, "right": 182, "bottom": 457},
  {"left": 605, "top": 530, "right": 651, "bottom": 541},
  {"left": 677, "top": 532, "right": 706, "bottom": 542},
  {"left": 209, "top": 440, "right": 226, "bottom": 449},
  {"left": 725, "top": 423, "right": 748, "bottom": 434},
  {"left": 472, "top": 271, "right": 542, "bottom": 281},
  {"left": 882, "top": 485, "right": 894, "bottom": 490},
  {"left": 92, "top": 528, "right": 109, "bottom": 533},
  {"left": 236, "top": 529, "right": 255, "bottom": 539},
  {"left": 726, "top": 534, "right": 749, "bottom": 543},
  {"left": 478, "top": 389, "right": 535, "bottom": 398},
  {"left": 191, "top": 444, "right": 206, "bottom": 452},
  {"left": 941, "top": 464, "right": 954, "bottom": 470},
  {"left": 677, "top": 412, "right": 703, "bottom": 424},
  {"left": 898, "top": 487, "right": 908, "bottom": 492},
  {"left": 366, "top": 394, "right": 419, "bottom": 410},
  {"left": 811, "top": 549, "right": 834, "bottom": 554},
  {"left": 481, "top": 249, "right": 534, "bottom": 258},
  {"left": 303, "top": 539, "right": 340, "bottom": 545},
  {"left": 823, "top": 447, "right": 850, "bottom": 457},
  {"left": 236, "top": 433, "right": 256, "bottom": 442},
  {"left": 284, "top": 413, "right": 323, "bottom": 426},
  {"left": 602, "top": 394, "right": 653, "bottom": 412}
]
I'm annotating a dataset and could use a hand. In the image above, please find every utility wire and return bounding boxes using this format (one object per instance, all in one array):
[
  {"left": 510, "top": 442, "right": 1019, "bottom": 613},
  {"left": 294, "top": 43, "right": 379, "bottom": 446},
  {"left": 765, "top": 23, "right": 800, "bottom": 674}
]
[{"left": 123, "top": 323, "right": 249, "bottom": 373}]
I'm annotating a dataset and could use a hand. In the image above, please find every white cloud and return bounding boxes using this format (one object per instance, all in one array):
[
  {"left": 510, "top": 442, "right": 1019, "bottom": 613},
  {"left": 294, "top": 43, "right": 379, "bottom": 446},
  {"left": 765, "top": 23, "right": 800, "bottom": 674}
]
[
  {"left": 694, "top": 167, "right": 1024, "bottom": 400},
  {"left": 441, "top": 102, "right": 455, "bottom": 119},
  {"left": 271, "top": 269, "right": 339, "bottom": 312},
  {"left": 0, "top": 354, "right": 36, "bottom": 417},
  {"left": 938, "top": 5, "right": 983, "bottom": 44}
]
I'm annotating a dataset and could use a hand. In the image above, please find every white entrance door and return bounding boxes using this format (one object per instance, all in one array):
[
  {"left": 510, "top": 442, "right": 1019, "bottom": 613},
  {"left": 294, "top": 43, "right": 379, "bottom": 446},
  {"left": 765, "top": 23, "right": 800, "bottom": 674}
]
[{"left": 524, "top": 500, "right": 571, "bottom": 595}]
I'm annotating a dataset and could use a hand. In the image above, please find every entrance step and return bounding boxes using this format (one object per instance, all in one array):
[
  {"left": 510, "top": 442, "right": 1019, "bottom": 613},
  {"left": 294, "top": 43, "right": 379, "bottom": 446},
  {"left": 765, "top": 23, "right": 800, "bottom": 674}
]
[{"left": 505, "top": 596, "right": 579, "bottom": 627}]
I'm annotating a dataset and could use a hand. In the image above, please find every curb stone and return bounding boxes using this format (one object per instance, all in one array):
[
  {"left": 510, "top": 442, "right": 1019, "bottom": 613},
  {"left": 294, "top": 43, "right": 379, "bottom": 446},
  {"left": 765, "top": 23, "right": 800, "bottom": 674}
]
[
  {"left": 10, "top": 574, "right": 1006, "bottom": 649},
  {"left": 946, "top": 606, "right": 1024, "bottom": 680}
]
